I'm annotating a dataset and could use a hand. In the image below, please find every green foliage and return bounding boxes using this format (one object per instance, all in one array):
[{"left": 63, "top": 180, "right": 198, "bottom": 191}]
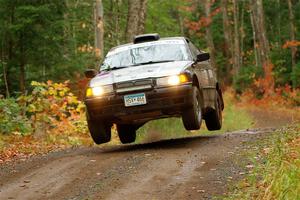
[
  {"left": 291, "top": 62, "right": 300, "bottom": 88},
  {"left": 233, "top": 65, "right": 263, "bottom": 94},
  {"left": 0, "top": 98, "right": 32, "bottom": 135}
]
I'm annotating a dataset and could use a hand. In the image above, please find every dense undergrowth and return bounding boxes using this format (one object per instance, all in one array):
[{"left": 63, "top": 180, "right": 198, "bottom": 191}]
[
  {"left": 226, "top": 125, "right": 300, "bottom": 200},
  {"left": 0, "top": 81, "right": 90, "bottom": 163},
  {"left": 0, "top": 81, "right": 86, "bottom": 136}
]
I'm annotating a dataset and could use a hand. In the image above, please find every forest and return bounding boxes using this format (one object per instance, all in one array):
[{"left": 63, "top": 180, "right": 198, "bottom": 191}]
[{"left": 0, "top": 0, "right": 299, "bottom": 97}]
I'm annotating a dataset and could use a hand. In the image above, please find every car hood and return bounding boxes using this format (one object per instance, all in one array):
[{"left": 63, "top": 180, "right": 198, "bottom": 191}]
[{"left": 89, "top": 60, "right": 193, "bottom": 87}]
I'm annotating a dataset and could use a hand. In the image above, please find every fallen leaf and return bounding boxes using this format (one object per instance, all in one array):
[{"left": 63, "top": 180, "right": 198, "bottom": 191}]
[{"left": 246, "top": 164, "right": 254, "bottom": 169}]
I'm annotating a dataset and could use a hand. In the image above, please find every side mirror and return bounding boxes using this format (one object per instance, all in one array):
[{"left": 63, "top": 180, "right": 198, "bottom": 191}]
[
  {"left": 196, "top": 52, "right": 210, "bottom": 62},
  {"left": 84, "top": 69, "right": 98, "bottom": 78}
]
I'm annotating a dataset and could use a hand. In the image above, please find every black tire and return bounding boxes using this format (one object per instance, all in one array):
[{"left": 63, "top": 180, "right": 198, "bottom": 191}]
[
  {"left": 117, "top": 124, "right": 136, "bottom": 144},
  {"left": 205, "top": 91, "right": 222, "bottom": 131},
  {"left": 87, "top": 119, "right": 111, "bottom": 144},
  {"left": 182, "top": 86, "right": 202, "bottom": 130}
]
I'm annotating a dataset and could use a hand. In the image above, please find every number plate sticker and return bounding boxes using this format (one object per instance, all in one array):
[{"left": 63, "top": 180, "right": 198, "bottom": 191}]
[{"left": 124, "top": 93, "right": 147, "bottom": 107}]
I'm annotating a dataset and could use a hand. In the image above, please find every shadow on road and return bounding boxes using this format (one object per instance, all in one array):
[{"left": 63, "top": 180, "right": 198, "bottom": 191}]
[{"left": 95, "top": 134, "right": 220, "bottom": 154}]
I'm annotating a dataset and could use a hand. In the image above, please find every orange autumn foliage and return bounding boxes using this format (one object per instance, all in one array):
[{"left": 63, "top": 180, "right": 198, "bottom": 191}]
[
  {"left": 282, "top": 40, "right": 300, "bottom": 49},
  {"left": 253, "top": 62, "right": 275, "bottom": 97}
]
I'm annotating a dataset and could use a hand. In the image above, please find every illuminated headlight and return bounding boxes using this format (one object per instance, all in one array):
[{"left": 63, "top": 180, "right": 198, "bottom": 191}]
[
  {"left": 157, "top": 74, "right": 189, "bottom": 87},
  {"left": 86, "top": 85, "right": 113, "bottom": 97}
]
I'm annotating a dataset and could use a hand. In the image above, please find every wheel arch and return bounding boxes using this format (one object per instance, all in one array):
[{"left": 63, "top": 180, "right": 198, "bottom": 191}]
[{"left": 192, "top": 75, "right": 204, "bottom": 109}]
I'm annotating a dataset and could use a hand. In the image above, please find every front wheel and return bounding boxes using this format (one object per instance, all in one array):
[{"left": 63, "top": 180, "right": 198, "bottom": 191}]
[
  {"left": 87, "top": 119, "right": 111, "bottom": 144},
  {"left": 182, "top": 86, "right": 202, "bottom": 130},
  {"left": 205, "top": 91, "right": 222, "bottom": 130},
  {"left": 117, "top": 124, "right": 136, "bottom": 144}
]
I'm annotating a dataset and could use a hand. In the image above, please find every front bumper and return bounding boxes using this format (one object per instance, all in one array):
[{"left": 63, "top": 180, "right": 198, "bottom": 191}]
[{"left": 85, "top": 84, "right": 193, "bottom": 123}]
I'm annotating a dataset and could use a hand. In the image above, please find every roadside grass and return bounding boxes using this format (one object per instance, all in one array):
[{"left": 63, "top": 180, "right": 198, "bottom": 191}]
[
  {"left": 136, "top": 91, "right": 254, "bottom": 143},
  {"left": 225, "top": 125, "right": 300, "bottom": 200}
]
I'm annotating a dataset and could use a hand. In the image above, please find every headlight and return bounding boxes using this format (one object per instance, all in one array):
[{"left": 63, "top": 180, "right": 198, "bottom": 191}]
[
  {"left": 86, "top": 85, "right": 113, "bottom": 97},
  {"left": 157, "top": 74, "right": 189, "bottom": 87}
]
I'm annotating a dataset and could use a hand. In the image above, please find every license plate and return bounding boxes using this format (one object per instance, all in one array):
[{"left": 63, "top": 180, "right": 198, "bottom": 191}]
[{"left": 124, "top": 93, "right": 147, "bottom": 107}]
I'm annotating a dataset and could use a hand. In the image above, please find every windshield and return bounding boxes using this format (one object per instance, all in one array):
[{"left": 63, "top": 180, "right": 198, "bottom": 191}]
[{"left": 101, "top": 40, "right": 190, "bottom": 71}]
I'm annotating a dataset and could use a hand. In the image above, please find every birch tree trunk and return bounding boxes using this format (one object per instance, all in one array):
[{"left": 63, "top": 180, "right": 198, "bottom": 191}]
[
  {"left": 95, "top": 0, "right": 104, "bottom": 60},
  {"left": 250, "top": 3, "right": 261, "bottom": 69},
  {"left": 287, "top": 0, "right": 297, "bottom": 89},
  {"left": 204, "top": 0, "right": 216, "bottom": 69},
  {"left": 250, "top": 0, "right": 274, "bottom": 94}
]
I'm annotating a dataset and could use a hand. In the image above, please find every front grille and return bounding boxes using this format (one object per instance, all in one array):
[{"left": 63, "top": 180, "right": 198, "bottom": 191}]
[
  {"left": 115, "top": 79, "right": 153, "bottom": 93},
  {"left": 116, "top": 79, "right": 153, "bottom": 89}
]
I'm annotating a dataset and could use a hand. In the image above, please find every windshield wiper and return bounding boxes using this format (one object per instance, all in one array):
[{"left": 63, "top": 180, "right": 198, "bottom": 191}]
[
  {"left": 133, "top": 60, "right": 175, "bottom": 66},
  {"left": 102, "top": 66, "right": 128, "bottom": 72}
]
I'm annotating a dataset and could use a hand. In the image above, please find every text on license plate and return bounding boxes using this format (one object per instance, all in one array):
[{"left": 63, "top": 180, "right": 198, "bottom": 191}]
[{"left": 124, "top": 93, "right": 147, "bottom": 107}]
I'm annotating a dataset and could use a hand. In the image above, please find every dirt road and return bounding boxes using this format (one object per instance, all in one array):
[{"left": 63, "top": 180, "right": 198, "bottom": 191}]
[
  {"left": 0, "top": 127, "right": 275, "bottom": 200},
  {"left": 1, "top": 107, "right": 298, "bottom": 200}
]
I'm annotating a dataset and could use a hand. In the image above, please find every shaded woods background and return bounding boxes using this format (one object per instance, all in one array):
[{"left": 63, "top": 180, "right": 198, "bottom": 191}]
[{"left": 0, "top": 0, "right": 299, "bottom": 98}]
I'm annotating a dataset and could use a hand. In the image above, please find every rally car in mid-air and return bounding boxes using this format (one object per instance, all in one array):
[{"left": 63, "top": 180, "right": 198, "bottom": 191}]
[{"left": 84, "top": 33, "right": 224, "bottom": 144}]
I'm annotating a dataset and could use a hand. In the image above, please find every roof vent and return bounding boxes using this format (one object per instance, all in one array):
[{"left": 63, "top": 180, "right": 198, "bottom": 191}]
[{"left": 133, "top": 33, "right": 160, "bottom": 44}]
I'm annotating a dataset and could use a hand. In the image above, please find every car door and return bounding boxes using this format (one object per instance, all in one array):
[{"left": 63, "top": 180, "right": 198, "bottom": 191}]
[{"left": 187, "top": 41, "right": 216, "bottom": 109}]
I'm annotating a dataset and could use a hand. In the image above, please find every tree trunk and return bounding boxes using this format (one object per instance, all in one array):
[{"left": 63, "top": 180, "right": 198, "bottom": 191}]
[
  {"left": 240, "top": 3, "right": 245, "bottom": 67},
  {"left": 287, "top": 0, "right": 297, "bottom": 89},
  {"left": 19, "top": 36, "right": 25, "bottom": 94},
  {"left": 233, "top": 0, "right": 240, "bottom": 74},
  {"left": 204, "top": 0, "right": 216, "bottom": 69},
  {"left": 250, "top": 0, "right": 274, "bottom": 95},
  {"left": 252, "top": 0, "right": 270, "bottom": 64},
  {"left": 94, "top": 0, "right": 104, "bottom": 60},
  {"left": 221, "top": 0, "right": 233, "bottom": 71},
  {"left": 126, "top": 0, "right": 141, "bottom": 42},
  {"left": 250, "top": 5, "right": 261, "bottom": 68},
  {"left": 137, "top": 0, "right": 148, "bottom": 34},
  {"left": 1, "top": 41, "right": 9, "bottom": 97},
  {"left": 114, "top": 0, "right": 122, "bottom": 45},
  {"left": 126, "top": 0, "right": 148, "bottom": 42}
]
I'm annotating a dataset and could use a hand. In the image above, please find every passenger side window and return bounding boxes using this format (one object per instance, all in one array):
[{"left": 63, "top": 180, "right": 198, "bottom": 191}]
[{"left": 188, "top": 42, "right": 201, "bottom": 59}]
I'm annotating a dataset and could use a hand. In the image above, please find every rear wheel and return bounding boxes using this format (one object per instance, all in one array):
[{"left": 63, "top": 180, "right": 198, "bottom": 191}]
[
  {"left": 87, "top": 119, "right": 111, "bottom": 144},
  {"left": 117, "top": 124, "right": 136, "bottom": 144},
  {"left": 205, "top": 91, "right": 222, "bottom": 130},
  {"left": 182, "top": 86, "right": 202, "bottom": 130}
]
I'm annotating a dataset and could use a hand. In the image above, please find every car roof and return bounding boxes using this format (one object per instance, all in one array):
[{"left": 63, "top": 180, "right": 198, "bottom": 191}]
[{"left": 109, "top": 37, "right": 188, "bottom": 52}]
